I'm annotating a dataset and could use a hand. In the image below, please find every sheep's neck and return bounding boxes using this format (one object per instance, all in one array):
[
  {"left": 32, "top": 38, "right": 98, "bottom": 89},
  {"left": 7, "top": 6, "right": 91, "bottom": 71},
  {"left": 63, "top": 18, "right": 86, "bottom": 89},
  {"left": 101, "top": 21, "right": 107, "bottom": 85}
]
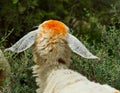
[
  {"left": 32, "top": 37, "right": 72, "bottom": 92},
  {"left": 32, "top": 49, "right": 70, "bottom": 82},
  {"left": 32, "top": 55, "right": 69, "bottom": 93}
]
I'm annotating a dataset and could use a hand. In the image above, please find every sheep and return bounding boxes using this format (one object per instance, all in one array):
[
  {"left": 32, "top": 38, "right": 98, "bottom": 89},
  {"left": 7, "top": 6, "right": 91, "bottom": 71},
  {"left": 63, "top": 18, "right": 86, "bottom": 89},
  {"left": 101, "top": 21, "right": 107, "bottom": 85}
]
[
  {"left": 5, "top": 20, "right": 120, "bottom": 93},
  {"left": 0, "top": 49, "right": 11, "bottom": 92}
]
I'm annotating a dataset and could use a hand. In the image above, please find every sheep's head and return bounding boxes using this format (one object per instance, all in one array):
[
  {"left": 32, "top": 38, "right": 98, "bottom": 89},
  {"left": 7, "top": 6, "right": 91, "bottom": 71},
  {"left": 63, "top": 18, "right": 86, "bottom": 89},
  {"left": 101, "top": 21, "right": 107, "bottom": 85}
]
[{"left": 5, "top": 20, "right": 99, "bottom": 59}]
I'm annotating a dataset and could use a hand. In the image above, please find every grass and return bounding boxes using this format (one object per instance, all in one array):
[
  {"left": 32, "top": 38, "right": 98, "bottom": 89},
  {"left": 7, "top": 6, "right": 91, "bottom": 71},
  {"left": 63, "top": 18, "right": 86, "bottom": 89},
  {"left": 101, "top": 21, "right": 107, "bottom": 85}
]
[
  {"left": 3, "top": 50, "right": 36, "bottom": 93},
  {"left": 1, "top": 25, "right": 120, "bottom": 92},
  {"left": 71, "top": 26, "right": 120, "bottom": 89}
]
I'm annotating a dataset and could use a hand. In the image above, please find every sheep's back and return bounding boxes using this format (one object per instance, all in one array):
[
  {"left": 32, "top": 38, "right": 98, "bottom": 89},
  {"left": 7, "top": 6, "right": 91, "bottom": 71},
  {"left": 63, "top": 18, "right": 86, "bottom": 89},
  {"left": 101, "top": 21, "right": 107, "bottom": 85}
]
[{"left": 44, "top": 69, "right": 120, "bottom": 93}]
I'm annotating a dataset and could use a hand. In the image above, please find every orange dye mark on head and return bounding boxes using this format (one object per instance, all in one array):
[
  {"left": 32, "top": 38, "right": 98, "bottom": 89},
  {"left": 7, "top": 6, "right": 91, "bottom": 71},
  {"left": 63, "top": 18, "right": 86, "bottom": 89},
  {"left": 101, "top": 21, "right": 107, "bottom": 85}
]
[
  {"left": 114, "top": 91, "right": 118, "bottom": 93},
  {"left": 41, "top": 20, "right": 68, "bottom": 36}
]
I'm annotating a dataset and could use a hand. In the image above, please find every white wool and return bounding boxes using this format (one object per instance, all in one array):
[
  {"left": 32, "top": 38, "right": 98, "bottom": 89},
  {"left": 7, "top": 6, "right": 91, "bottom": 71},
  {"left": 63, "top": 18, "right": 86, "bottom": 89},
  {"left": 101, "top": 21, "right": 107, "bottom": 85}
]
[{"left": 40, "top": 69, "right": 119, "bottom": 93}]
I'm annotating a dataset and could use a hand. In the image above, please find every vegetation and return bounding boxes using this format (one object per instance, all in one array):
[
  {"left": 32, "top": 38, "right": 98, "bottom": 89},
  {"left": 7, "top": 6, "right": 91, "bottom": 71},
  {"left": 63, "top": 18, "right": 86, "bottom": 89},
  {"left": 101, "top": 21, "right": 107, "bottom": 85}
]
[{"left": 0, "top": 0, "right": 120, "bottom": 93}]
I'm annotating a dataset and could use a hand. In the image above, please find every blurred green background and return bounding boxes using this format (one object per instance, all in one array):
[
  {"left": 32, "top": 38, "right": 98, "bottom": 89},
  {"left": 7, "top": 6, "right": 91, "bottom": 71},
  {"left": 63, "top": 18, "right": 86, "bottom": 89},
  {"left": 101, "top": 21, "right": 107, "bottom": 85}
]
[{"left": 0, "top": 0, "right": 120, "bottom": 93}]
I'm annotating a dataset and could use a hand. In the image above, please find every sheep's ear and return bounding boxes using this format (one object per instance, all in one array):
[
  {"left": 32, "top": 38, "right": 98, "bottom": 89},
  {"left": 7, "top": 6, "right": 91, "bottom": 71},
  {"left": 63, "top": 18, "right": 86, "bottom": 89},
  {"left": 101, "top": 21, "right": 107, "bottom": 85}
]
[
  {"left": 67, "top": 34, "right": 99, "bottom": 59},
  {"left": 4, "top": 30, "right": 39, "bottom": 53}
]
